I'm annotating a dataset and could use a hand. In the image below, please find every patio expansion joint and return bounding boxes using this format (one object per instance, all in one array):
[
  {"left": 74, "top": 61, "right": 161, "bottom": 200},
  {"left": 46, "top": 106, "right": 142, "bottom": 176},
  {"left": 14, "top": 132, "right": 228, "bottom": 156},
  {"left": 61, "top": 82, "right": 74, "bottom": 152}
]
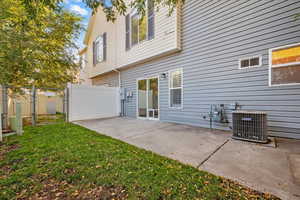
[
  {"left": 122, "top": 123, "right": 176, "bottom": 140},
  {"left": 197, "top": 139, "right": 230, "bottom": 168}
]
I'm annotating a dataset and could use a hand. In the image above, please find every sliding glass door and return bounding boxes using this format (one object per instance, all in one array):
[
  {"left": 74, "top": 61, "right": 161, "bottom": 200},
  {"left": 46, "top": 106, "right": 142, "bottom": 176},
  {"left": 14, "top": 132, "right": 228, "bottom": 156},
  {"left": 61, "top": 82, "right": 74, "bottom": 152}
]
[{"left": 138, "top": 77, "right": 159, "bottom": 120}]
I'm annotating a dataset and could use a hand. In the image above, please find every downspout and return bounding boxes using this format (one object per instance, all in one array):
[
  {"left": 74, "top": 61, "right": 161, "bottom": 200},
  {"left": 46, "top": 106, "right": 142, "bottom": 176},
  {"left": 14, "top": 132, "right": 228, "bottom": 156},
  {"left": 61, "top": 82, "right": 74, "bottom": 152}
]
[
  {"left": 113, "top": 69, "right": 123, "bottom": 117},
  {"left": 113, "top": 69, "right": 121, "bottom": 88},
  {"left": 113, "top": 21, "right": 120, "bottom": 88},
  {"left": 113, "top": 24, "right": 124, "bottom": 117}
]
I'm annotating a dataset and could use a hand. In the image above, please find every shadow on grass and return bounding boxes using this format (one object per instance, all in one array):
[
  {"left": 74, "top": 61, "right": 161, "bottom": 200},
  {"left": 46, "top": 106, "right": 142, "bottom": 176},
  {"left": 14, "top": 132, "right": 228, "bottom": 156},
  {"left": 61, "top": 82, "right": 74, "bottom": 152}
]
[{"left": 0, "top": 123, "right": 280, "bottom": 200}]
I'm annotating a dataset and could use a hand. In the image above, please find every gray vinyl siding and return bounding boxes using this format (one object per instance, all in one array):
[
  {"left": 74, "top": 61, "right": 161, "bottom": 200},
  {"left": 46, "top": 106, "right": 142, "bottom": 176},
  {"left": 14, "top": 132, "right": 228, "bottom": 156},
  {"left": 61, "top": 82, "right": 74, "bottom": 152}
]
[
  {"left": 120, "top": 0, "right": 300, "bottom": 139},
  {"left": 92, "top": 71, "right": 119, "bottom": 87}
]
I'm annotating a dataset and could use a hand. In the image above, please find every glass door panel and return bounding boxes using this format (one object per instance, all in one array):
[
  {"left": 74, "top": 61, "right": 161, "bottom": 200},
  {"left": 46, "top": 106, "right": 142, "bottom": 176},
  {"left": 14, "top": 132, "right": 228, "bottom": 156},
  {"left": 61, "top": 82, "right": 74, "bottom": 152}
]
[
  {"left": 148, "top": 78, "right": 159, "bottom": 120},
  {"left": 138, "top": 79, "right": 147, "bottom": 118}
]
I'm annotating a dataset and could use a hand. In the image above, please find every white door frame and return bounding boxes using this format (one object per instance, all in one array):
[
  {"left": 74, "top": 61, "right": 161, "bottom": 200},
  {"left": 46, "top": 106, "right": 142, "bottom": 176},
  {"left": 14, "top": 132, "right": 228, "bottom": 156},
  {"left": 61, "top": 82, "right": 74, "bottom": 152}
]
[{"left": 136, "top": 76, "right": 160, "bottom": 121}]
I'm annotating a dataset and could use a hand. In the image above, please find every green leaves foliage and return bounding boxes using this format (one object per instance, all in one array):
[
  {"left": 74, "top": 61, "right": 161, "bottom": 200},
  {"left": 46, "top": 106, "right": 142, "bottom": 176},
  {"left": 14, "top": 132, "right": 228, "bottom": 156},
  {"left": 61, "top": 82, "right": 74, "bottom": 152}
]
[
  {"left": 22, "top": 0, "right": 185, "bottom": 21},
  {"left": 0, "top": 0, "right": 82, "bottom": 91}
]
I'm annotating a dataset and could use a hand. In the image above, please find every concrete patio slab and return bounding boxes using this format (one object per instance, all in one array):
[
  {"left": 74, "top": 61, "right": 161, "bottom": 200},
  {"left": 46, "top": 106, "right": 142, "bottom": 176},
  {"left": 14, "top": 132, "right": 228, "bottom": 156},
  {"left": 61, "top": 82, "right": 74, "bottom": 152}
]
[
  {"left": 123, "top": 123, "right": 230, "bottom": 167},
  {"left": 201, "top": 139, "right": 300, "bottom": 200},
  {"left": 75, "top": 118, "right": 230, "bottom": 167},
  {"left": 289, "top": 154, "right": 300, "bottom": 186},
  {"left": 74, "top": 117, "right": 300, "bottom": 200},
  {"left": 75, "top": 118, "right": 173, "bottom": 140}
]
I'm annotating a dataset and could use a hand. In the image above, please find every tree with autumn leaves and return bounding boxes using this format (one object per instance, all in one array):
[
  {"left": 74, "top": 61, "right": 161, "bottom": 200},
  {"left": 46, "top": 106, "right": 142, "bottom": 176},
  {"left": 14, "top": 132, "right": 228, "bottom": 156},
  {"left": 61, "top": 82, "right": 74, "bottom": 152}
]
[
  {"left": 1, "top": 0, "right": 183, "bottom": 91},
  {"left": 0, "top": 0, "right": 83, "bottom": 91},
  {"left": 2, "top": 0, "right": 298, "bottom": 91},
  {"left": 22, "top": 0, "right": 185, "bottom": 21}
]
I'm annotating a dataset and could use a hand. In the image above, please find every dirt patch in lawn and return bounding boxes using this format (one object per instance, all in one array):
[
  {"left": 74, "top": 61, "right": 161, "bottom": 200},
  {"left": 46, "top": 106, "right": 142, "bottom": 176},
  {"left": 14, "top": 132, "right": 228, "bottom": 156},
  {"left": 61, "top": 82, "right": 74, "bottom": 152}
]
[
  {"left": 0, "top": 143, "right": 20, "bottom": 158},
  {"left": 23, "top": 179, "right": 128, "bottom": 200},
  {"left": 0, "top": 143, "right": 20, "bottom": 179},
  {"left": 1, "top": 124, "right": 282, "bottom": 199},
  {"left": 220, "top": 179, "right": 280, "bottom": 199}
]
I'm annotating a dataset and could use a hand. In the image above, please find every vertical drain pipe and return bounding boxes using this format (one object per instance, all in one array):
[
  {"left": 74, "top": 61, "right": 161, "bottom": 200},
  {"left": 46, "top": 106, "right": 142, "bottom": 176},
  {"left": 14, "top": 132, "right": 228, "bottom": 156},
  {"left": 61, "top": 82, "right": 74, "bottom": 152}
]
[
  {"left": 113, "top": 69, "right": 123, "bottom": 117},
  {"left": 113, "top": 69, "right": 121, "bottom": 89}
]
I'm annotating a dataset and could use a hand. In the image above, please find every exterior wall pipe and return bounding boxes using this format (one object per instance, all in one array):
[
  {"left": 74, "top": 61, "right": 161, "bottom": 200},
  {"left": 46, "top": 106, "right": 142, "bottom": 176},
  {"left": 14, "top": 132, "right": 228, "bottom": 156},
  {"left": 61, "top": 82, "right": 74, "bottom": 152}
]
[{"left": 113, "top": 69, "right": 123, "bottom": 117}]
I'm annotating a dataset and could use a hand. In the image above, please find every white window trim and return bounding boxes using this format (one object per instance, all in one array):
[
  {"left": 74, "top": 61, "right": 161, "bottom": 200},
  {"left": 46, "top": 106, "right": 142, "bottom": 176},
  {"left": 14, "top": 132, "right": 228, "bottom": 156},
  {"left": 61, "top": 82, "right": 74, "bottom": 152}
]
[
  {"left": 169, "top": 68, "right": 183, "bottom": 109},
  {"left": 269, "top": 42, "right": 300, "bottom": 87},
  {"left": 95, "top": 34, "right": 104, "bottom": 63},
  {"left": 238, "top": 55, "right": 262, "bottom": 69}
]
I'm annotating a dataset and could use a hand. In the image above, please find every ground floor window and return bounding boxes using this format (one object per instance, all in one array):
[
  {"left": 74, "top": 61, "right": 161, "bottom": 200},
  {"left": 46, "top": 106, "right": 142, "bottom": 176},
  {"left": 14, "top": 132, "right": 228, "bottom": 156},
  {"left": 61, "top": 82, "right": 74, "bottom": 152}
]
[
  {"left": 169, "top": 68, "right": 183, "bottom": 108},
  {"left": 239, "top": 56, "right": 262, "bottom": 69},
  {"left": 269, "top": 43, "right": 300, "bottom": 86}
]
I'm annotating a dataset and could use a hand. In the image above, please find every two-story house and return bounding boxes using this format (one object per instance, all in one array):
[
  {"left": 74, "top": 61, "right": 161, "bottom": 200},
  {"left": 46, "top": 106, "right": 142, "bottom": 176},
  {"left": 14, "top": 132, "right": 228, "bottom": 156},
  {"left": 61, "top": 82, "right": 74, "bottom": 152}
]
[{"left": 81, "top": 0, "right": 300, "bottom": 139}]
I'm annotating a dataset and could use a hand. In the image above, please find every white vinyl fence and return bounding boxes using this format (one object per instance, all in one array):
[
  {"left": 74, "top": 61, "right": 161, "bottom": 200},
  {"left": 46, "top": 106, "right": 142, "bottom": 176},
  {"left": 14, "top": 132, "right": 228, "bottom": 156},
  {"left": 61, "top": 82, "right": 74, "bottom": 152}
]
[{"left": 68, "top": 84, "right": 120, "bottom": 121}]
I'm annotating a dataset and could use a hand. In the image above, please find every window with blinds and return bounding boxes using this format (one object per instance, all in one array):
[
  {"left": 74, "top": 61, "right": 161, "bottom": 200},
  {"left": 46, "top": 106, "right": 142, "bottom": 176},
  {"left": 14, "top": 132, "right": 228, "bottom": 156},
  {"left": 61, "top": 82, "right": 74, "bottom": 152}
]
[{"left": 169, "top": 69, "right": 183, "bottom": 108}]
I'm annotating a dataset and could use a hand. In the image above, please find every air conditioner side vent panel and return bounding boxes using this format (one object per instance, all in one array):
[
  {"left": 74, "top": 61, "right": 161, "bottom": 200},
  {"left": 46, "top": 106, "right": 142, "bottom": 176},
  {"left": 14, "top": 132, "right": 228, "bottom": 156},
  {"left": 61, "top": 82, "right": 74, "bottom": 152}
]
[{"left": 232, "top": 111, "right": 268, "bottom": 143}]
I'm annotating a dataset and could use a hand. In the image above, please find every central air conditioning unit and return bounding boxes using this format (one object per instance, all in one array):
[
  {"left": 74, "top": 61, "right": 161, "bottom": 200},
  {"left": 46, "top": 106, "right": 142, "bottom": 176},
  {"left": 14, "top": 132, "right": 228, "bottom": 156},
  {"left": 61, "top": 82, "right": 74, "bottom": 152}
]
[{"left": 232, "top": 111, "right": 268, "bottom": 143}]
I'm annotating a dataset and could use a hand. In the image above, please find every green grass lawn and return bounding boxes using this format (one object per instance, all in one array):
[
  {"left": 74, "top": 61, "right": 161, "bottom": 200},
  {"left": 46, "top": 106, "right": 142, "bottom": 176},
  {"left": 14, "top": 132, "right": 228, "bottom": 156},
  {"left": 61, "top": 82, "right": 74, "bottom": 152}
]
[
  {"left": 0, "top": 123, "right": 279, "bottom": 200},
  {"left": 23, "top": 113, "right": 65, "bottom": 126}
]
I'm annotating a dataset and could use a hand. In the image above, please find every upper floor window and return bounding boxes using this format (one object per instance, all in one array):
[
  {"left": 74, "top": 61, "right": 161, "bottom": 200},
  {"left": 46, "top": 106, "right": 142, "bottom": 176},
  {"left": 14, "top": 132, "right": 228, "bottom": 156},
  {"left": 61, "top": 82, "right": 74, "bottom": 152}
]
[
  {"left": 93, "top": 33, "right": 106, "bottom": 65},
  {"left": 239, "top": 56, "right": 262, "bottom": 69},
  {"left": 80, "top": 55, "right": 85, "bottom": 69},
  {"left": 169, "top": 68, "right": 183, "bottom": 108},
  {"left": 147, "top": 0, "right": 155, "bottom": 40},
  {"left": 131, "top": 12, "right": 147, "bottom": 46},
  {"left": 125, "top": 0, "right": 154, "bottom": 50},
  {"left": 269, "top": 43, "right": 300, "bottom": 86}
]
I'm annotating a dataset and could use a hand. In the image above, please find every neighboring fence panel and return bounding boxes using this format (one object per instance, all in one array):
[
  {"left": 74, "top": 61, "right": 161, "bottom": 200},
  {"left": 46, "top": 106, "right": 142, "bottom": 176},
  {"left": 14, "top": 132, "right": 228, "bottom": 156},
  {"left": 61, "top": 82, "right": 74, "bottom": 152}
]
[
  {"left": 68, "top": 84, "right": 120, "bottom": 121},
  {"left": 1, "top": 85, "right": 66, "bottom": 128}
]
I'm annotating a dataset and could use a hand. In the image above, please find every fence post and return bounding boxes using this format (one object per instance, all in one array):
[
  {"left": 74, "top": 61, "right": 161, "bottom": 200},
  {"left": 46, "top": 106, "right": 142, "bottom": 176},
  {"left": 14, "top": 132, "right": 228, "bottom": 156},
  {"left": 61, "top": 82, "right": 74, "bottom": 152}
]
[
  {"left": 31, "top": 86, "right": 36, "bottom": 126},
  {"left": 63, "top": 90, "right": 65, "bottom": 114},
  {"left": 15, "top": 101, "right": 22, "bottom": 135},
  {"left": 2, "top": 85, "right": 8, "bottom": 130}
]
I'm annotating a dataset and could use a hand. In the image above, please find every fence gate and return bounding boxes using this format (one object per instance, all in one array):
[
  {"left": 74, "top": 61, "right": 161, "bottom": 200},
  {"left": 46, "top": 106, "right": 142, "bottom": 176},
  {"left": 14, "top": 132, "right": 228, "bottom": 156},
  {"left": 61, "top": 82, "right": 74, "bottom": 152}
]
[{"left": 68, "top": 84, "right": 120, "bottom": 121}]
